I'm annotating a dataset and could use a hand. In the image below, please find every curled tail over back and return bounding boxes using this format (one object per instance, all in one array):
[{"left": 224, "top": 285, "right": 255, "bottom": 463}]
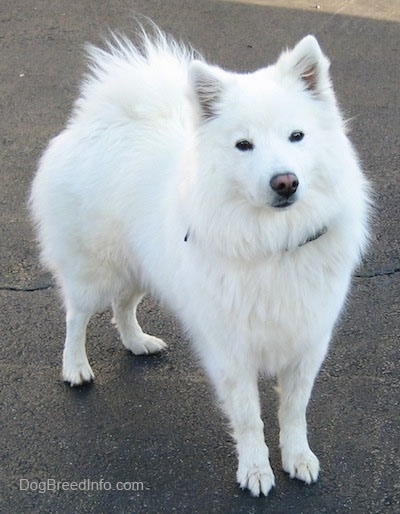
[{"left": 71, "top": 25, "right": 202, "bottom": 125}]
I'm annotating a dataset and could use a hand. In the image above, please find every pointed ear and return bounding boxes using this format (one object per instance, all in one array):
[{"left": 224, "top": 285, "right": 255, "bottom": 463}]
[
  {"left": 276, "top": 35, "right": 331, "bottom": 97},
  {"left": 188, "top": 60, "right": 226, "bottom": 121}
]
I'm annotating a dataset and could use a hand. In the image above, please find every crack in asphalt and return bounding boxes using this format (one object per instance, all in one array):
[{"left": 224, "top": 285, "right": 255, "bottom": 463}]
[
  {"left": 0, "top": 284, "right": 54, "bottom": 292},
  {"left": 355, "top": 267, "right": 400, "bottom": 278},
  {"left": 1, "top": 267, "right": 399, "bottom": 292}
]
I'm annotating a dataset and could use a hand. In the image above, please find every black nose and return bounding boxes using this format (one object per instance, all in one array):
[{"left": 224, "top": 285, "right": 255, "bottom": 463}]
[{"left": 270, "top": 173, "right": 299, "bottom": 198}]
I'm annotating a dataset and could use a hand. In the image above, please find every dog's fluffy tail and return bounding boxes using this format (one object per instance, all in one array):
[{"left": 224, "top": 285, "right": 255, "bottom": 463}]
[{"left": 71, "top": 25, "right": 201, "bottom": 124}]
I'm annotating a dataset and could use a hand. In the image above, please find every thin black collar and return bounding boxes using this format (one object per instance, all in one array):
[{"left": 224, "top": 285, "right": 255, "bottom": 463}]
[
  {"left": 184, "top": 226, "right": 328, "bottom": 250},
  {"left": 297, "top": 226, "right": 327, "bottom": 248}
]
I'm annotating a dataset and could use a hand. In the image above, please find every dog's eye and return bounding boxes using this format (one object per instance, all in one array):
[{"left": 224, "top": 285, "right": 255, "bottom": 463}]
[
  {"left": 289, "top": 131, "right": 304, "bottom": 143},
  {"left": 235, "top": 140, "right": 254, "bottom": 151}
]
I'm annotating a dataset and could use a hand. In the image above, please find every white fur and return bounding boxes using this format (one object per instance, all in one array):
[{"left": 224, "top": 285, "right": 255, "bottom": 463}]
[{"left": 30, "top": 29, "right": 370, "bottom": 497}]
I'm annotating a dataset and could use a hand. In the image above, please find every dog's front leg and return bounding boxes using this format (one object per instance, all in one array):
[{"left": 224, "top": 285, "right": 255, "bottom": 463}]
[
  {"left": 206, "top": 358, "right": 275, "bottom": 497},
  {"left": 277, "top": 342, "right": 328, "bottom": 484}
]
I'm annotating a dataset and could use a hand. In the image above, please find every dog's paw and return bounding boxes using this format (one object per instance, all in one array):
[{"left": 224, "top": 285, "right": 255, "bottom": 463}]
[
  {"left": 124, "top": 334, "right": 167, "bottom": 355},
  {"left": 282, "top": 448, "right": 320, "bottom": 484},
  {"left": 237, "top": 460, "right": 275, "bottom": 497},
  {"left": 62, "top": 359, "right": 94, "bottom": 386}
]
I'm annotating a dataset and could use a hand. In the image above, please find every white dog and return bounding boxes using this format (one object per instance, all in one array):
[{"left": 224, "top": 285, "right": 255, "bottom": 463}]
[{"left": 30, "top": 28, "right": 370, "bottom": 496}]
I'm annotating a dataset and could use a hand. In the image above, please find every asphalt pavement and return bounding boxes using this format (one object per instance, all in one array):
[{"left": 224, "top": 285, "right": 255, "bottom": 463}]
[{"left": 1, "top": 1, "right": 399, "bottom": 513}]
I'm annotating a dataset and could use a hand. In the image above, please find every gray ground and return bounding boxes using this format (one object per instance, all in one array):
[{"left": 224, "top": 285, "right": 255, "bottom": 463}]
[{"left": 1, "top": 1, "right": 399, "bottom": 513}]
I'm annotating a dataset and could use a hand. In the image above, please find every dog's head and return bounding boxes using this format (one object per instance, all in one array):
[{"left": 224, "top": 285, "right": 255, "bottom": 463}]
[{"left": 189, "top": 36, "right": 347, "bottom": 212}]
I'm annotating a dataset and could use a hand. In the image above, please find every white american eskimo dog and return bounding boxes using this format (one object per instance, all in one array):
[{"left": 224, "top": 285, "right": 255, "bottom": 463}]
[{"left": 30, "top": 28, "right": 370, "bottom": 496}]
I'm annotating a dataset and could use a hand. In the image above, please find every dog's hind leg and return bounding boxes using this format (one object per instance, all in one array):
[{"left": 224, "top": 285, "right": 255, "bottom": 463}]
[
  {"left": 62, "top": 305, "right": 94, "bottom": 386},
  {"left": 277, "top": 339, "right": 329, "bottom": 484},
  {"left": 112, "top": 288, "right": 167, "bottom": 355},
  {"left": 61, "top": 275, "right": 112, "bottom": 386}
]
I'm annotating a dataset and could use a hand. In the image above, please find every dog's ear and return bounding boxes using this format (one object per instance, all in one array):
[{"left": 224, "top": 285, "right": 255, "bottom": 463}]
[
  {"left": 276, "top": 35, "right": 331, "bottom": 98},
  {"left": 189, "top": 61, "right": 226, "bottom": 121}
]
